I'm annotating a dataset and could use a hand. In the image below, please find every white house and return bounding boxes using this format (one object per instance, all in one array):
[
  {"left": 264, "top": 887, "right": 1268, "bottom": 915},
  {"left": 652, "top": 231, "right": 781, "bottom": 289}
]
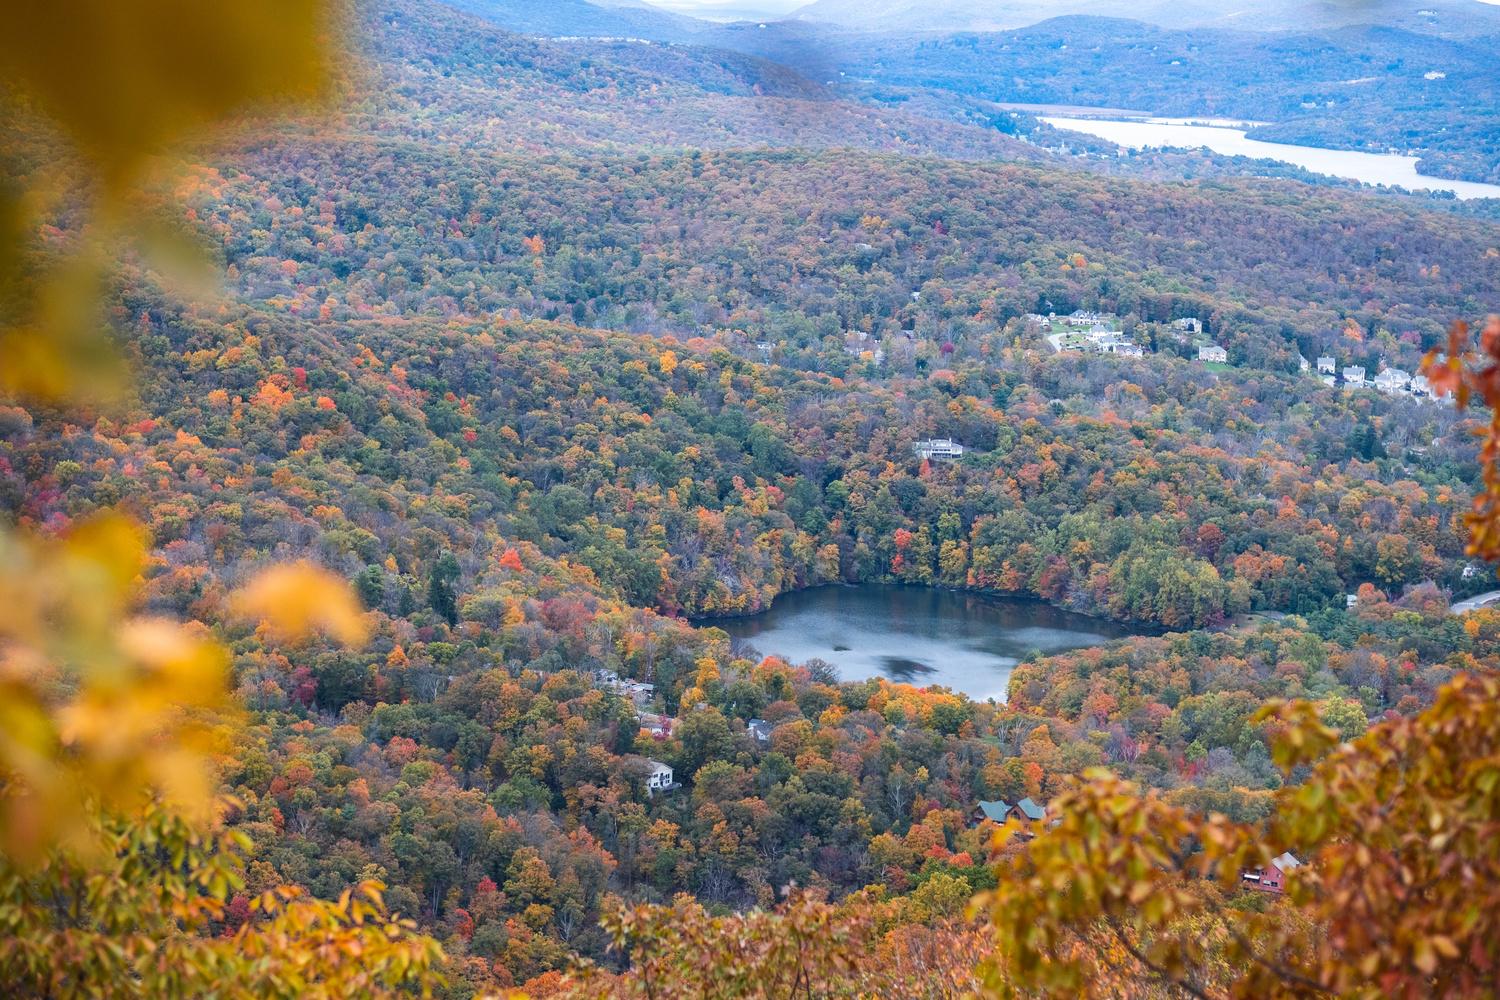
[
  {"left": 746, "top": 719, "right": 771, "bottom": 743},
  {"left": 1374, "top": 368, "right": 1412, "bottom": 394},
  {"left": 1317, "top": 356, "right": 1336, "bottom": 374},
  {"left": 639, "top": 713, "right": 674, "bottom": 737},
  {"left": 1089, "top": 329, "right": 1127, "bottom": 351},
  {"left": 1298, "top": 354, "right": 1310, "bottom": 372},
  {"left": 1411, "top": 375, "right": 1432, "bottom": 397},
  {"left": 1068, "top": 310, "right": 1103, "bottom": 326},
  {"left": 1111, "top": 343, "right": 1145, "bottom": 357},
  {"left": 645, "top": 760, "right": 679, "bottom": 796},
  {"left": 1173, "top": 317, "right": 1203, "bottom": 333},
  {"left": 1342, "top": 366, "right": 1367, "bottom": 387},
  {"left": 1199, "top": 344, "right": 1228, "bottom": 363},
  {"left": 915, "top": 438, "right": 966, "bottom": 460}
]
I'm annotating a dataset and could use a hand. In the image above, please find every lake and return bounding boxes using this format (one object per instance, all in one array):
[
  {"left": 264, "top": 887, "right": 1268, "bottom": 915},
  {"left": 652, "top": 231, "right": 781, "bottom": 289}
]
[
  {"left": 1040, "top": 117, "right": 1500, "bottom": 201},
  {"left": 717, "top": 584, "right": 1137, "bottom": 703}
]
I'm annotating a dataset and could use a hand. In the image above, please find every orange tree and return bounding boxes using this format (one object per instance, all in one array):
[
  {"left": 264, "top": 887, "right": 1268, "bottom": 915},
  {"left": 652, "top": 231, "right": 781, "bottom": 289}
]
[
  {"left": 599, "top": 888, "right": 875, "bottom": 1000},
  {"left": 595, "top": 887, "right": 992, "bottom": 1000}
]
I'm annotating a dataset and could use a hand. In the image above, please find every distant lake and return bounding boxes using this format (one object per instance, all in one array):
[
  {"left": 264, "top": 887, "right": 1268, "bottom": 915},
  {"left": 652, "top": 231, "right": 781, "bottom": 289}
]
[
  {"left": 1040, "top": 117, "right": 1500, "bottom": 201},
  {"left": 717, "top": 585, "right": 1137, "bottom": 703}
]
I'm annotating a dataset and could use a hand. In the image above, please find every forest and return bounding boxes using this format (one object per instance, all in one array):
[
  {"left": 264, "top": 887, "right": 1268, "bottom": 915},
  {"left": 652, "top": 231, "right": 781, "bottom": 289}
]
[{"left": 4, "top": 0, "right": 1500, "bottom": 997}]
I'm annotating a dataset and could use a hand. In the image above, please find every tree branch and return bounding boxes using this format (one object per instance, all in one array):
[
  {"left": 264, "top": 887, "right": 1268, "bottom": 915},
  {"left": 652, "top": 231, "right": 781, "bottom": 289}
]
[{"left": 1104, "top": 920, "right": 1221, "bottom": 1000}]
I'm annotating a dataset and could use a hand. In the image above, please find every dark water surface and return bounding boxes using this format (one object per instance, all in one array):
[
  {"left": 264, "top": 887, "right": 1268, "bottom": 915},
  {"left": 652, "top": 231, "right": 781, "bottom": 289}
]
[{"left": 717, "top": 585, "right": 1138, "bottom": 703}]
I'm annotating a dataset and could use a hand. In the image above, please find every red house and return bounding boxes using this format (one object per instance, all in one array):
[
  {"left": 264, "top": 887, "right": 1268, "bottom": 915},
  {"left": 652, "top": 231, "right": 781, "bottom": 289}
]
[{"left": 1240, "top": 851, "right": 1300, "bottom": 894}]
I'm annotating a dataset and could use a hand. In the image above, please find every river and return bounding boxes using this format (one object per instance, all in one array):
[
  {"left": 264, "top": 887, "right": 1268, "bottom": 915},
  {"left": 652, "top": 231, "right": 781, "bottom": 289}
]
[
  {"left": 717, "top": 584, "right": 1137, "bottom": 703},
  {"left": 1039, "top": 117, "right": 1500, "bottom": 201}
]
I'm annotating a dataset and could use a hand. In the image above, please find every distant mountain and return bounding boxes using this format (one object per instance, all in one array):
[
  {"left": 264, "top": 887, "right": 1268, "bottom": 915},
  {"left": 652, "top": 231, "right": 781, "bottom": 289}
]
[
  {"left": 603, "top": 0, "right": 806, "bottom": 22},
  {"left": 785, "top": 0, "right": 1500, "bottom": 37},
  {"left": 439, "top": 0, "right": 713, "bottom": 39}
]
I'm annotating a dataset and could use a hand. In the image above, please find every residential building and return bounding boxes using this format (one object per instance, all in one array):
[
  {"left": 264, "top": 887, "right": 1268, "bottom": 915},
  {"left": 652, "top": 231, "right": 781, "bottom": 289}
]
[
  {"left": 1342, "top": 366, "right": 1367, "bottom": 387},
  {"left": 1411, "top": 375, "right": 1432, "bottom": 397},
  {"left": 746, "top": 719, "right": 771, "bottom": 743},
  {"left": 1008, "top": 797, "right": 1048, "bottom": 824},
  {"left": 639, "top": 713, "right": 674, "bottom": 737},
  {"left": 1067, "top": 309, "right": 1103, "bottom": 325},
  {"left": 1317, "top": 356, "right": 1336, "bottom": 374},
  {"left": 970, "top": 800, "right": 1011, "bottom": 827},
  {"left": 1172, "top": 317, "right": 1203, "bottom": 333},
  {"left": 1374, "top": 368, "right": 1412, "bottom": 393},
  {"left": 1240, "top": 851, "right": 1301, "bottom": 894},
  {"left": 1089, "top": 329, "right": 1127, "bottom": 351},
  {"left": 914, "top": 438, "right": 966, "bottom": 460},
  {"left": 1298, "top": 354, "right": 1310, "bottom": 372},
  {"left": 645, "top": 760, "right": 679, "bottom": 796},
  {"left": 602, "top": 674, "right": 656, "bottom": 706},
  {"left": 1198, "top": 344, "right": 1228, "bottom": 363}
]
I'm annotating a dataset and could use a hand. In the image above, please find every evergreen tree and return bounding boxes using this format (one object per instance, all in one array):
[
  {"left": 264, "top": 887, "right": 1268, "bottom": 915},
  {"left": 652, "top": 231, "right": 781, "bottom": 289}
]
[
  {"left": 354, "top": 565, "right": 384, "bottom": 611},
  {"left": 428, "top": 552, "right": 461, "bottom": 625}
]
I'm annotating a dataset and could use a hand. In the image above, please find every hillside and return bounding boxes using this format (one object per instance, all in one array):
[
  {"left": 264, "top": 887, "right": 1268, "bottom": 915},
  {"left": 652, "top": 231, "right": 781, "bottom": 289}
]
[{"left": 6, "top": 0, "right": 1500, "bottom": 994}]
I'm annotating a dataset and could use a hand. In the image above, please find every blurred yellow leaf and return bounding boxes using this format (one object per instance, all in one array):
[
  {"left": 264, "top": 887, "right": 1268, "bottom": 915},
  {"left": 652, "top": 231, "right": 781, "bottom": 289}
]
[
  {"left": 0, "top": 0, "right": 335, "bottom": 188},
  {"left": 1, "top": 0, "right": 342, "bottom": 406},
  {"left": 234, "top": 561, "right": 369, "bottom": 647},
  {"left": 0, "top": 516, "right": 232, "bottom": 861}
]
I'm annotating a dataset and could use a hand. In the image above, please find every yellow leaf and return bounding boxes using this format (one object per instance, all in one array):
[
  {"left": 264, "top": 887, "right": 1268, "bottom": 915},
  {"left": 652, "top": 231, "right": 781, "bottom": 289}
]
[
  {"left": 234, "top": 562, "right": 368, "bottom": 646},
  {"left": 1412, "top": 937, "right": 1436, "bottom": 975},
  {"left": 0, "top": 0, "right": 336, "bottom": 187}
]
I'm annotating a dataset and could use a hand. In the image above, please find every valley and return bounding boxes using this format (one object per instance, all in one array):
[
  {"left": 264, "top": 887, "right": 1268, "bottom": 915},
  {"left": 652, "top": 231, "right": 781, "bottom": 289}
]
[{"left": 4, "top": 0, "right": 1500, "bottom": 996}]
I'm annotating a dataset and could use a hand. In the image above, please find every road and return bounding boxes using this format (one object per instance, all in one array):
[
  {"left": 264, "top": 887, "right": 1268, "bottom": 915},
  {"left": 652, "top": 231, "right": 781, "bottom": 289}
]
[{"left": 1451, "top": 590, "right": 1500, "bottom": 614}]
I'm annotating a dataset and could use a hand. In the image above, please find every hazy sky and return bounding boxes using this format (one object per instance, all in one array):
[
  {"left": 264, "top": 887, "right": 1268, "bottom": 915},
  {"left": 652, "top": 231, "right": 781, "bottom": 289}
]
[{"left": 651, "top": 0, "right": 1500, "bottom": 12}]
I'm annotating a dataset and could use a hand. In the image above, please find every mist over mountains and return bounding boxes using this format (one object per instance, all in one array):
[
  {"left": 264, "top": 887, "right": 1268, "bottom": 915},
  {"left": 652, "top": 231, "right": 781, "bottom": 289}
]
[
  {"left": 436, "top": 0, "right": 1500, "bottom": 182},
  {"left": 778, "top": 0, "right": 1500, "bottom": 36}
]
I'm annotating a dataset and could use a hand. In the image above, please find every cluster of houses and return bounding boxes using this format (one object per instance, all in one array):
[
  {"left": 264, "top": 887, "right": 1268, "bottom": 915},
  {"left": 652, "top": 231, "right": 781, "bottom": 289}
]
[
  {"left": 1314, "top": 356, "right": 1435, "bottom": 398},
  {"left": 1030, "top": 311, "right": 1148, "bottom": 357},
  {"left": 1085, "top": 325, "right": 1145, "bottom": 357},
  {"left": 596, "top": 669, "right": 656, "bottom": 708}
]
